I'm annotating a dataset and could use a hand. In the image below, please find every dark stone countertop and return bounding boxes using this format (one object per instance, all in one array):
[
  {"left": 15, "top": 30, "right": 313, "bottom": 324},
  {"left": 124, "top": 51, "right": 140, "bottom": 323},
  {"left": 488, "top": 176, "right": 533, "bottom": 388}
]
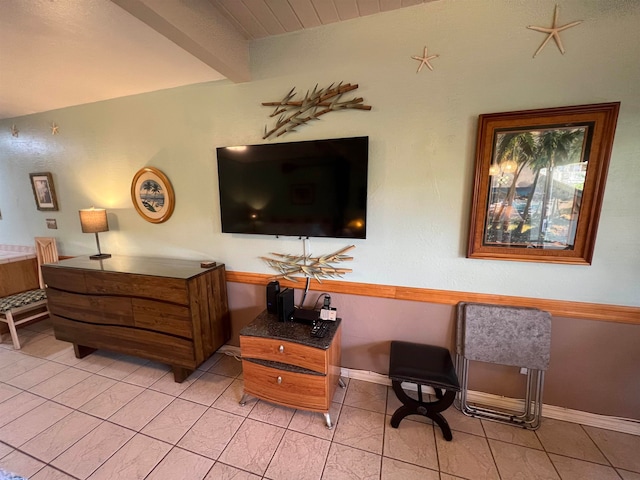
[{"left": 240, "top": 310, "right": 341, "bottom": 350}]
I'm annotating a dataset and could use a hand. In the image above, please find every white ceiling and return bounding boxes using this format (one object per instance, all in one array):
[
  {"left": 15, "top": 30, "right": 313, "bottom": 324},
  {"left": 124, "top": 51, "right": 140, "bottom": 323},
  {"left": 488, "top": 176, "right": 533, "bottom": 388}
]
[{"left": 0, "top": 0, "right": 433, "bottom": 121}]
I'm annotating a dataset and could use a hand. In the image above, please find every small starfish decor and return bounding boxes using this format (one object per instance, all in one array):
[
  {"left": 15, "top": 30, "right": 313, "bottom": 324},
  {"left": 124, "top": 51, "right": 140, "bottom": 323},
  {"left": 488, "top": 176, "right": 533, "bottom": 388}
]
[
  {"left": 528, "top": 5, "right": 583, "bottom": 58},
  {"left": 411, "top": 46, "right": 439, "bottom": 72},
  {"left": 51, "top": 122, "right": 59, "bottom": 135},
  {"left": 261, "top": 245, "right": 354, "bottom": 282},
  {"left": 10, "top": 124, "right": 19, "bottom": 137}
]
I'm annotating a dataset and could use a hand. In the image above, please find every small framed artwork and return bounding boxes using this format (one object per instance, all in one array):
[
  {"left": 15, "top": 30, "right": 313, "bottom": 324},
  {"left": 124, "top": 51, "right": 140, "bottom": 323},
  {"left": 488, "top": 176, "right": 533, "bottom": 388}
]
[
  {"left": 467, "top": 102, "right": 620, "bottom": 265},
  {"left": 131, "top": 166, "right": 175, "bottom": 223},
  {"left": 29, "top": 172, "right": 59, "bottom": 211}
]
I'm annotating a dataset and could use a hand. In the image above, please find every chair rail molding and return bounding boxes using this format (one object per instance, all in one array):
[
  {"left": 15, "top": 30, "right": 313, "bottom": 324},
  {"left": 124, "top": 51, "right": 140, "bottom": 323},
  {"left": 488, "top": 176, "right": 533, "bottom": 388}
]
[{"left": 225, "top": 271, "right": 639, "bottom": 325}]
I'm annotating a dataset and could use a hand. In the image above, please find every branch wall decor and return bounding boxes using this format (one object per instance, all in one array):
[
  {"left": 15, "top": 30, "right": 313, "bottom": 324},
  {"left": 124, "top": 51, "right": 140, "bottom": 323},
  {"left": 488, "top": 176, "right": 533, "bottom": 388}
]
[
  {"left": 262, "top": 83, "right": 371, "bottom": 139},
  {"left": 261, "top": 245, "right": 355, "bottom": 282}
]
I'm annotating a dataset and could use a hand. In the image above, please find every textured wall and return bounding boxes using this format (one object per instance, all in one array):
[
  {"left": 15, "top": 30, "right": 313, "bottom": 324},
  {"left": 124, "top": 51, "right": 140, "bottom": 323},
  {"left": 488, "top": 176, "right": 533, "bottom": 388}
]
[
  {"left": 0, "top": 0, "right": 638, "bottom": 419},
  {"left": 1, "top": 0, "right": 638, "bottom": 307}
]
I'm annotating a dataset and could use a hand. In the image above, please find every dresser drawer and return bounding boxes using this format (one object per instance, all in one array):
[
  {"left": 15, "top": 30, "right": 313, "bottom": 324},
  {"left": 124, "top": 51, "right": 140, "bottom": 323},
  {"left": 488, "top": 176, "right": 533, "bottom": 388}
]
[
  {"left": 242, "top": 360, "right": 329, "bottom": 411},
  {"left": 85, "top": 272, "right": 189, "bottom": 304},
  {"left": 240, "top": 336, "right": 327, "bottom": 374}
]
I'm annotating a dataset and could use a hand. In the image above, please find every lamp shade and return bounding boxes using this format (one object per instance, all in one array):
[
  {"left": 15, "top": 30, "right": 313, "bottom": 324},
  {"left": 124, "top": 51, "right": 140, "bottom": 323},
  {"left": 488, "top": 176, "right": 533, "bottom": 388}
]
[{"left": 79, "top": 208, "right": 109, "bottom": 233}]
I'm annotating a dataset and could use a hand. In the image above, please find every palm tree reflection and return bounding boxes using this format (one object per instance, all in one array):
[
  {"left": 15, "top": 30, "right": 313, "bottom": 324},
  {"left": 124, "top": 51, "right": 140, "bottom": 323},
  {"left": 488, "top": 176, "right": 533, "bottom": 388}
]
[{"left": 485, "top": 126, "right": 587, "bottom": 249}]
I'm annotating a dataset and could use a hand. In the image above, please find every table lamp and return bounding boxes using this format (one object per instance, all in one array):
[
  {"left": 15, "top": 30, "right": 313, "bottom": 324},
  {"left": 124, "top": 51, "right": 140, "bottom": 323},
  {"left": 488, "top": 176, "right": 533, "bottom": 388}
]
[{"left": 79, "top": 207, "right": 111, "bottom": 260}]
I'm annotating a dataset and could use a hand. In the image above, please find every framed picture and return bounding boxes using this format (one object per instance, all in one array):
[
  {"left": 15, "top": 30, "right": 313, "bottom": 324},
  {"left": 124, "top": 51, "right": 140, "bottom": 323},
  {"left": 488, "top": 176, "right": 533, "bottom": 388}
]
[
  {"left": 29, "top": 172, "right": 59, "bottom": 211},
  {"left": 467, "top": 102, "right": 620, "bottom": 265},
  {"left": 131, "top": 167, "right": 175, "bottom": 223}
]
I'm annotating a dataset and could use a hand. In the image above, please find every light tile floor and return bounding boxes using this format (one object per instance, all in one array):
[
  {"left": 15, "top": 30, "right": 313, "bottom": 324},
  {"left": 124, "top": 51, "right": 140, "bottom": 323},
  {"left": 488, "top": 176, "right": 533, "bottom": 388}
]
[{"left": 1, "top": 320, "right": 639, "bottom": 480}]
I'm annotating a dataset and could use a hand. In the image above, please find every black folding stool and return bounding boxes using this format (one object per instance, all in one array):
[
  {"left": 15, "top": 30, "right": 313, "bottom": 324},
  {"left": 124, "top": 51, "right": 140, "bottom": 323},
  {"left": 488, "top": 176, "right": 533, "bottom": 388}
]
[{"left": 388, "top": 341, "right": 460, "bottom": 441}]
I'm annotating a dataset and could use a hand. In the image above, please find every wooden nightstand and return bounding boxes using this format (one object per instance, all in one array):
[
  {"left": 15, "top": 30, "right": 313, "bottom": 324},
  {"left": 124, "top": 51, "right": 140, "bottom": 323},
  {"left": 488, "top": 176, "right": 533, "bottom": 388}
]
[{"left": 239, "top": 310, "right": 342, "bottom": 428}]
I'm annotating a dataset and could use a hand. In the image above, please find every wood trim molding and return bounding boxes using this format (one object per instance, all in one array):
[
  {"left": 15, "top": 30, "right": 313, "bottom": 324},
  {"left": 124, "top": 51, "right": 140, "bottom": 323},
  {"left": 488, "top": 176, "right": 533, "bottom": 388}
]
[{"left": 225, "top": 271, "right": 640, "bottom": 325}]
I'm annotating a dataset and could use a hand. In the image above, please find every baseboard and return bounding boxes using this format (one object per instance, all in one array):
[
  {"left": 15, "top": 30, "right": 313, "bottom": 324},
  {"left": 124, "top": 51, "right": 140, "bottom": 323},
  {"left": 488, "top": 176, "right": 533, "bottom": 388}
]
[
  {"left": 335, "top": 366, "right": 640, "bottom": 436},
  {"left": 463, "top": 390, "right": 640, "bottom": 435},
  {"left": 220, "top": 345, "right": 639, "bottom": 436}
]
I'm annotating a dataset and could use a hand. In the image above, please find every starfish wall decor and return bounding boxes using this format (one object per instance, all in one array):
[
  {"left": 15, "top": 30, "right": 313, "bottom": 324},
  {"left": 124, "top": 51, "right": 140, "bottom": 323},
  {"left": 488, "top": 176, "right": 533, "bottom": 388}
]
[
  {"left": 261, "top": 82, "right": 371, "bottom": 139},
  {"left": 528, "top": 5, "right": 583, "bottom": 58},
  {"left": 411, "top": 46, "right": 439, "bottom": 72},
  {"left": 51, "top": 122, "right": 59, "bottom": 135},
  {"left": 10, "top": 125, "right": 19, "bottom": 137},
  {"left": 261, "top": 245, "right": 354, "bottom": 282}
]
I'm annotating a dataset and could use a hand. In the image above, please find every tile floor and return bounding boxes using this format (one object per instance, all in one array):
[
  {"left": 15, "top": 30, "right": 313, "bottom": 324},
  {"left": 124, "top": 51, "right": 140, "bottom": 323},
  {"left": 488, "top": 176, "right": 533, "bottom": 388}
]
[{"left": 1, "top": 320, "right": 639, "bottom": 480}]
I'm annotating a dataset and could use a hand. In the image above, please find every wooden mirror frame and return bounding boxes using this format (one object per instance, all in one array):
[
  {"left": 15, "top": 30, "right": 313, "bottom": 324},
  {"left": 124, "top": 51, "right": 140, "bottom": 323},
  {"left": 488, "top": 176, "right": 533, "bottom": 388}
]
[{"left": 467, "top": 102, "right": 620, "bottom": 265}]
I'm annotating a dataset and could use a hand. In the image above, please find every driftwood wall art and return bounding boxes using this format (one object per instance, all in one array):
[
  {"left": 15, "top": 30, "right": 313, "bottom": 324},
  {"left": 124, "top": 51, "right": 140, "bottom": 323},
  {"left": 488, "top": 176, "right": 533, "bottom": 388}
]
[
  {"left": 261, "top": 245, "right": 354, "bottom": 282},
  {"left": 262, "top": 83, "right": 371, "bottom": 139}
]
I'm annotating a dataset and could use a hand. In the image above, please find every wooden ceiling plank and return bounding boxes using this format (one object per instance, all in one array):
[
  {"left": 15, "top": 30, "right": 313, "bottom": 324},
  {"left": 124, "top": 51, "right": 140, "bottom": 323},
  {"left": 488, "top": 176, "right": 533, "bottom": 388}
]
[
  {"left": 244, "top": 0, "right": 287, "bottom": 36},
  {"left": 311, "top": 0, "right": 340, "bottom": 25},
  {"left": 380, "top": 0, "right": 403, "bottom": 12},
  {"left": 357, "top": 0, "right": 382, "bottom": 17},
  {"left": 401, "top": 0, "right": 423, "bottom": 7},
  {"left": 265, "top": 0, "right": 304, "bottom": 33},
  {"left": 334, "top": 0, "right": 359, "bottom": 21},
  {"left": 286, "top": 0, "right": 322, "bottom": 29},
  {"left": 215, "top": 0, "right": 270, "bottom": 39}
]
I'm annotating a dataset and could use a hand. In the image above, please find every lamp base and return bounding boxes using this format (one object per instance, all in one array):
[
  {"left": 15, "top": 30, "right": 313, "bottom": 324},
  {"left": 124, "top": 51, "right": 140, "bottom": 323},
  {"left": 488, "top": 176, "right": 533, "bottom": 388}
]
[{"left": 89, "top": 253, "right": 111, "bottom": 260}]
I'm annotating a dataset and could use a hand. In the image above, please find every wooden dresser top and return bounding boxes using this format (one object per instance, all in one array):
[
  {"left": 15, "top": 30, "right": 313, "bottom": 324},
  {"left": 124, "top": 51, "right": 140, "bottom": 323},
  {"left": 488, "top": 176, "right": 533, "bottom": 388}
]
[{"left": 45, "top": 255, "right": 222, "bottom": 279}]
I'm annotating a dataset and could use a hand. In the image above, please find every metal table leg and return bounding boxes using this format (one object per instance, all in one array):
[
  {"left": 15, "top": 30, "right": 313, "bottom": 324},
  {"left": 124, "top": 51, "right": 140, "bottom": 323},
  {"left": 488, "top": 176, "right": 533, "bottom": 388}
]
[{"left": 323, "top": 412, "right": 333, "bottom": 429}]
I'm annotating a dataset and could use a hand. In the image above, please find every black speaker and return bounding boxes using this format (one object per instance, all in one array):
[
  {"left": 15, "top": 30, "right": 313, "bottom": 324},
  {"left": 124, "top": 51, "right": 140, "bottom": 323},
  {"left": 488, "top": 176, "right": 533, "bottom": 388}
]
[
  {"left": 266, "top": 281, "right": 280, "bottom": 314},
  {"left": 277, "top": 288, "right": 294, "bottom": 322}
]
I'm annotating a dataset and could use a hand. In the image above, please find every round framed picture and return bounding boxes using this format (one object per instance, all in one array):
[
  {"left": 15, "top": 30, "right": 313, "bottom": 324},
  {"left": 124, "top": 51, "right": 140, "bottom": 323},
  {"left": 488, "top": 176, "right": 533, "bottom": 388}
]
[{"left": 131, "top": 167, "right": 175, "bottom": 223}]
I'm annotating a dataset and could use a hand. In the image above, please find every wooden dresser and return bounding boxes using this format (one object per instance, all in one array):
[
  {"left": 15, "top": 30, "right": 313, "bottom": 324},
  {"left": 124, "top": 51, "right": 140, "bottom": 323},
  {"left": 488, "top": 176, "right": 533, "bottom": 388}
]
[
  {"left": 239, "top": 310, "right": 342, "bottom": 427},
  {"left": 42, "top": 255, "right": 230, "bottom": 382}
]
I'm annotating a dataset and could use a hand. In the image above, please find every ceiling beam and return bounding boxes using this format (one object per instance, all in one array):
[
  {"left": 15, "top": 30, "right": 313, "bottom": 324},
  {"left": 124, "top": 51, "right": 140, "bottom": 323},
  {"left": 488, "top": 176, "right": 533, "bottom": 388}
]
[{"left": 111, "top": 0, "right": 250, "bottom": 83}]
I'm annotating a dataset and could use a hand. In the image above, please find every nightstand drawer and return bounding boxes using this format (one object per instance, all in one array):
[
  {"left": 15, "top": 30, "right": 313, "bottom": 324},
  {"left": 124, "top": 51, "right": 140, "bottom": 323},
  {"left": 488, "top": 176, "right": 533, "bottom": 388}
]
[
  {"left": 242, "top": 360, "right": 329, "bottom": 411},
  {"left": 240, "top": 336, "right": 326, "bottom": 374}
]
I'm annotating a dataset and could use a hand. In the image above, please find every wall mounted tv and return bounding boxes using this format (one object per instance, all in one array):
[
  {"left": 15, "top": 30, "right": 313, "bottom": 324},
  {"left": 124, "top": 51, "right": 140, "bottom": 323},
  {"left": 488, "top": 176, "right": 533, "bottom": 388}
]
[{"left": 216, "top": 136, "right": 368, "bottom": 239}]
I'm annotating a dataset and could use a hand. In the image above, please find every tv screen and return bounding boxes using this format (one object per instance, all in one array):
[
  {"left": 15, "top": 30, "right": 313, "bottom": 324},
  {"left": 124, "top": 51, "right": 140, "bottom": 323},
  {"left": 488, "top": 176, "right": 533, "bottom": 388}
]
[{"left": 217, "top": 136, "right": 368, "bottom": 239}]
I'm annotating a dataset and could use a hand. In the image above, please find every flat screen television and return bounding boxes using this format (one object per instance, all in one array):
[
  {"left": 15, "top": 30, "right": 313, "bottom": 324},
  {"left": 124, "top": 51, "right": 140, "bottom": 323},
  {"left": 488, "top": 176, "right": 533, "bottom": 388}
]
[{"left": 216, "top": 136, "right": 368, "bottom": 239}]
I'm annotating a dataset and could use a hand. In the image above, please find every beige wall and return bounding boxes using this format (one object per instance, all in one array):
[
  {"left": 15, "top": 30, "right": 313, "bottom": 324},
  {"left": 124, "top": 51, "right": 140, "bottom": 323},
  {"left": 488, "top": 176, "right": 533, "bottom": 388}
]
[{"left": 1, "top": 0, "right": 639, "bottom": 307}]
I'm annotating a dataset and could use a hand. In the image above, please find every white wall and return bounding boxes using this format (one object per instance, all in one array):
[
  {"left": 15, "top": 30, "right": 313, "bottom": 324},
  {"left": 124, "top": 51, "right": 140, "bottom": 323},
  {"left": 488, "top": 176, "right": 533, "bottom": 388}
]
[{"left": 1, "top": 0, "right": 639, "bottom": 307}]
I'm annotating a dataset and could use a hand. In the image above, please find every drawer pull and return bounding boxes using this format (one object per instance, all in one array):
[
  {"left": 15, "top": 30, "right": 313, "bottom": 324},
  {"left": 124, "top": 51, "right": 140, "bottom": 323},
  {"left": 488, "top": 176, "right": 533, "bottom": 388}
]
[
  {"left": 277, "top": 376, "right": 282, "bottom": 384},
  {"left": 278, "top": 345, "right": 284, "bottom": 353}
]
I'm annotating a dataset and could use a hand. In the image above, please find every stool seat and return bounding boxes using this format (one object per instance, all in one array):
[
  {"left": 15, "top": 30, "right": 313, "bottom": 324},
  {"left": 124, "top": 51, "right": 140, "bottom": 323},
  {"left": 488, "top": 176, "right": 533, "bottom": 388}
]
[
  {"left": 390, "top": 341, "right": 460, "bottom": 390},
  {"left": 389, "top": 341, "right": 460, "bottom": 441}
]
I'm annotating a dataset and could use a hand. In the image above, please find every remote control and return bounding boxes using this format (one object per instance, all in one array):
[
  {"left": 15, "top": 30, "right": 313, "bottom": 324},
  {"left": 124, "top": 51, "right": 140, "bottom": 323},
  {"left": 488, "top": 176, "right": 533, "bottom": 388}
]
[{"left": 311, "top": 320, "right": 329, "bottom": 338}]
